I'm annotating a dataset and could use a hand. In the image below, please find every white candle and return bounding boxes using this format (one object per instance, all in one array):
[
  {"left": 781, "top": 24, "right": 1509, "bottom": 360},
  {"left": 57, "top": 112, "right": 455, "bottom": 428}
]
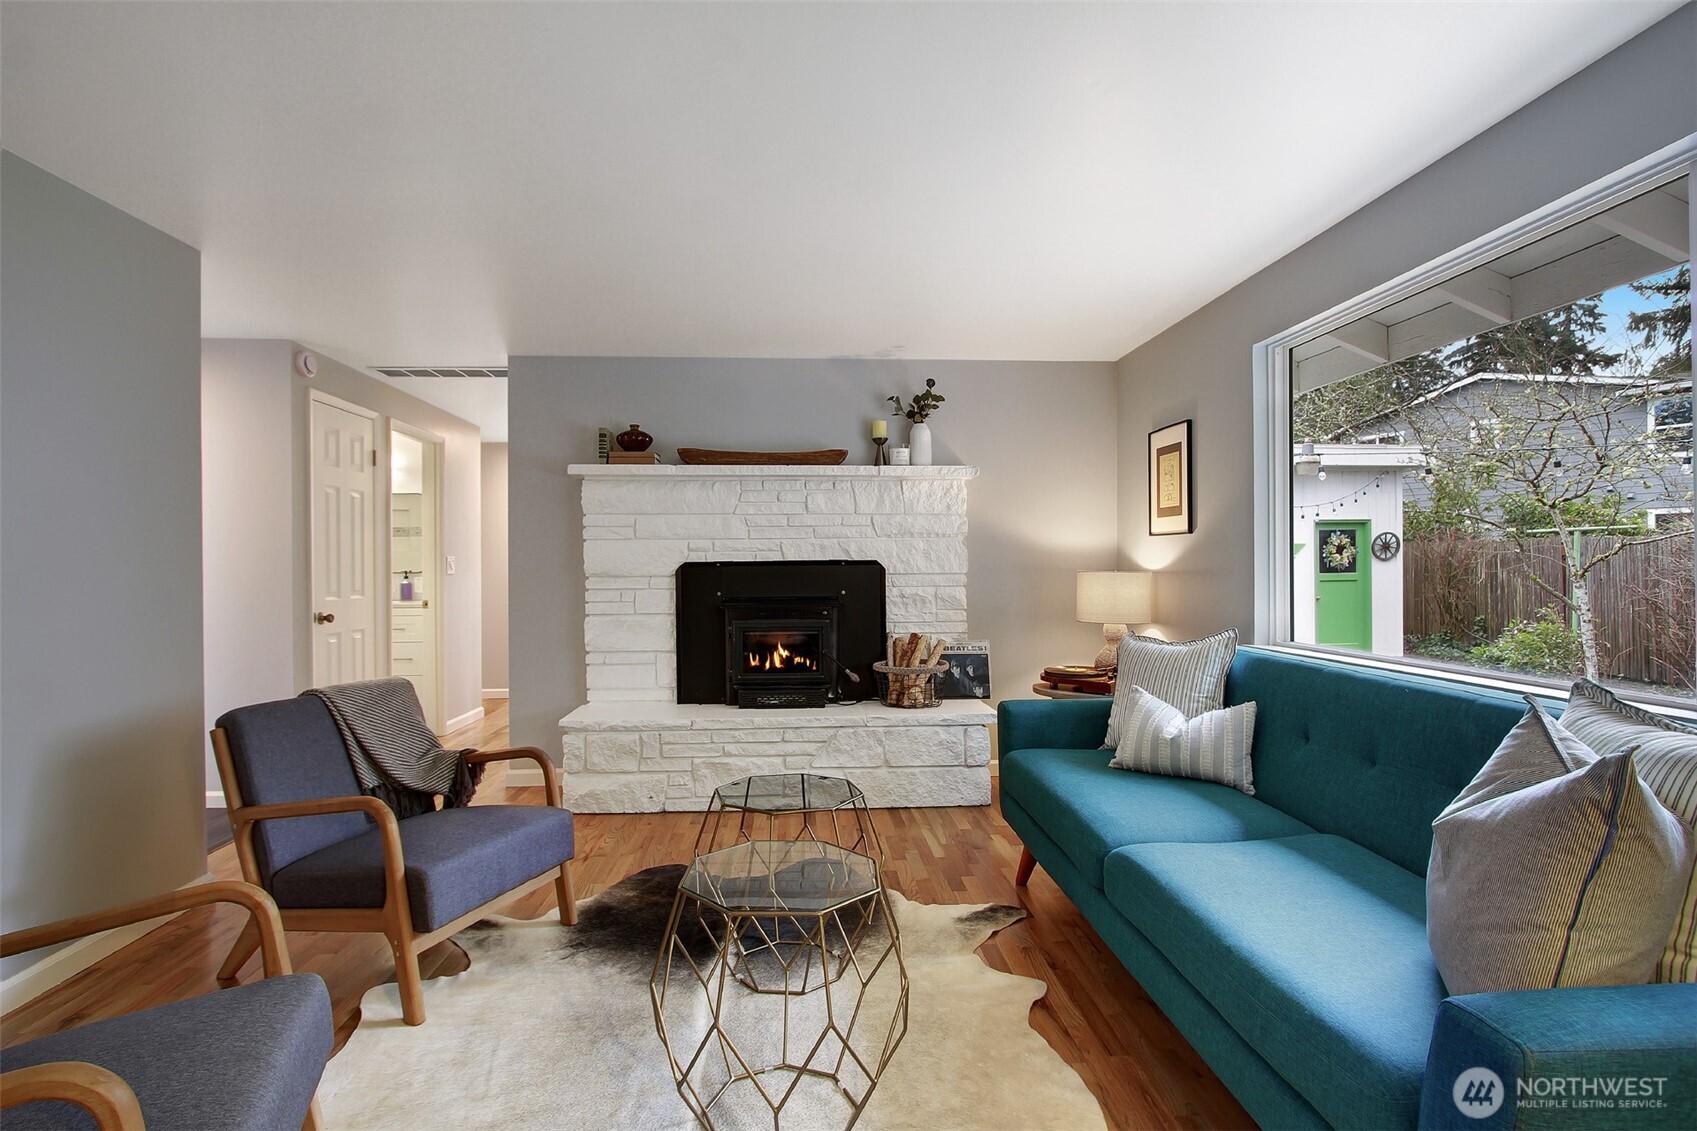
[{"left": 871, "top": 420, "right": 888, "bottom": 439}]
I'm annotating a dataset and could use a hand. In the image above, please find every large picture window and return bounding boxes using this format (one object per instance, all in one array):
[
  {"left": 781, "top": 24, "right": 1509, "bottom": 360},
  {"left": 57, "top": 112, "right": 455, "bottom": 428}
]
[{"left": 1279, "top": 172, "right": 1694, "bottom": 701}]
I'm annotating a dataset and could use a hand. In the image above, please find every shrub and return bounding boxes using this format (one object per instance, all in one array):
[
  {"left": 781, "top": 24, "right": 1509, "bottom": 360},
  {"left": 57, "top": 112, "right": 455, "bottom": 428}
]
[{"left": 1469, "top": 608, "right": 1586, "bottom": 676}]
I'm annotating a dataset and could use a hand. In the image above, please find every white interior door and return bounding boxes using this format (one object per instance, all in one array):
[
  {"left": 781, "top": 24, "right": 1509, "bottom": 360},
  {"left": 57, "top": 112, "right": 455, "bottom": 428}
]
[{"left": 310, "top": 397, "right": 378, "bottom": 686}]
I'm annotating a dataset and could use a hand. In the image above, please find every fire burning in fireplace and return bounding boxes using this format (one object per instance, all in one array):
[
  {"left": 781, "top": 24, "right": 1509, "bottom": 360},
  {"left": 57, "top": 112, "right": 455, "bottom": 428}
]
[{"left": 742, "top": 631, "right": 821, "bottom": 674}]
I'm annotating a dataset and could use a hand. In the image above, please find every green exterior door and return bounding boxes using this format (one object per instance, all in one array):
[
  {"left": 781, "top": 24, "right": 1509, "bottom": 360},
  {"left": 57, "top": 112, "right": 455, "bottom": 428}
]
[{"left": 1315, "top": 521, "right": 1372, "bottom": 650}]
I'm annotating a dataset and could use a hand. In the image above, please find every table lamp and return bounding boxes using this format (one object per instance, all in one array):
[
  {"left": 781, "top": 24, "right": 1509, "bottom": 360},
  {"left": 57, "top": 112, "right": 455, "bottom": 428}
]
[{"left": 1076, "top": 570, "right": 1153, "bottom": 670}]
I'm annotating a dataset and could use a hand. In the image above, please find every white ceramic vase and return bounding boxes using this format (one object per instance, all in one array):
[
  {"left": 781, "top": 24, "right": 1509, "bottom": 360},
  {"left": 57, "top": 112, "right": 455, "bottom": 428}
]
[{"left": 909, "top": 421, "right": 933, "bottom": 466}]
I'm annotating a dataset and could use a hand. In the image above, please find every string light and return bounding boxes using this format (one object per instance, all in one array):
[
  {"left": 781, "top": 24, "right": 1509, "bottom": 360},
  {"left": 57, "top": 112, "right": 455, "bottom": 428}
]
[{"left": 1293, "top": 472, "right": 1397, "bottom": 523}]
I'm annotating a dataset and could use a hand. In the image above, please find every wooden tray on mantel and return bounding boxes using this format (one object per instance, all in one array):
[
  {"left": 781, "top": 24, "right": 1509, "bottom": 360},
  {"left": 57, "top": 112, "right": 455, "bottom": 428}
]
[{"left": 676, "top": 448, "right": 849, "bottom": 465}]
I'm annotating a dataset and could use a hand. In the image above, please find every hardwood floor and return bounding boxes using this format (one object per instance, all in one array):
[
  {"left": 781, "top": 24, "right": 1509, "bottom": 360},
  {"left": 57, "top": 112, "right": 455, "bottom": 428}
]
[{"left": 2, "top": 699, "right": 1254, "bottom": 1130}]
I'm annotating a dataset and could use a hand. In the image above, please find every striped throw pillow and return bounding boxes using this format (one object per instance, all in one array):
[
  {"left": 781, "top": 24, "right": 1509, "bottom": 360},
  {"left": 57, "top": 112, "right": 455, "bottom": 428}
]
[
  {"left": 1427, "top": 697, "right": 1693, "bottom": 995},
  {"left": 1109, "top": 685, "right": 1257, "bottom": 795},
  {"left": 1102, "top": 628, "right": 1237, "bottom": 750},
  {"left": 1561, "top": 679, "right": 1697, "bottom": 982}
]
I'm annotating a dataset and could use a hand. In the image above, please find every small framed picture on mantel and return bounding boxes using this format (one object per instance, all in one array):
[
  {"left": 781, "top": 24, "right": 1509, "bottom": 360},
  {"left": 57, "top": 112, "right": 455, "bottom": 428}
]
[{"left": 1148, "top": 419, "right": 1193, "bottom": 535}]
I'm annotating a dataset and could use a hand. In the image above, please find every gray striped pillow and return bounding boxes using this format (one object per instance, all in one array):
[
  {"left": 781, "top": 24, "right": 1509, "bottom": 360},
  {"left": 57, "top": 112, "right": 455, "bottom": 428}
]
[
  {"left": 1427, "top": 697, "right": 1693, "bottom": 995},
  {"left": 1561, "top": 679, "right": 1697, "bottom": 983},
  {"left": 1109, "top": 685, "right": 1256, "bottom": 795},
  {"left": 1102, "top": 628, "right": 1237, "bottom": 750}
]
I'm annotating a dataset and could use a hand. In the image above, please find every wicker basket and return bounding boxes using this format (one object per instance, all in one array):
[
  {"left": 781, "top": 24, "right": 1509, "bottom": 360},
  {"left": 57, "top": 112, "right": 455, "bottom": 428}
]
[{"left": 872, "top": 660, "right": 949, "bottom": 709}]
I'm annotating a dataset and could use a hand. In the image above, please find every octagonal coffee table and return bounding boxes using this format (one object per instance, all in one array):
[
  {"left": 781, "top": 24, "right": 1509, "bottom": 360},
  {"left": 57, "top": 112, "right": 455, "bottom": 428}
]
[
  {"left": 650, "top": 839, "right": 908, "bottom": 1130},
  {"left": 693, "top": 772, "right": 881, "bottom": 859}
]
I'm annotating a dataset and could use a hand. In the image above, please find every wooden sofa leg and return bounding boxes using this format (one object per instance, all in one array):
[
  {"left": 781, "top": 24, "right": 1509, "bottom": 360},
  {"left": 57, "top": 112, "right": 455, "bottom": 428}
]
[
  {"left": 217, "top": 919, "right": 263, "bottom": 985},
  {"left": 302, "top": 1098, "right": 324, "bottom": 1131},
  {"left": 556, "top": 862, "right": 578, "bottom": 926},
  {"left": 393, "top": 940, "right": 426, "bottom": 1026},
  {"left": 1015, "top": 846, "right": 1037, "bottom": 887}
]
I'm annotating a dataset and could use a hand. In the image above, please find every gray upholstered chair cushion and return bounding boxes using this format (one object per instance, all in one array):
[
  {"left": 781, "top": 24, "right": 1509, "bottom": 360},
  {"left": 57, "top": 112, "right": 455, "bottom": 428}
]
[
  {"left": 0, "top": 974, "right": 332, "bottom": 1131},
  {"left": 269, "top": 805, "right": 574, "bottom": 932},
  {"left": 216, "top": 697, "right": 369, "bottom": 882}
]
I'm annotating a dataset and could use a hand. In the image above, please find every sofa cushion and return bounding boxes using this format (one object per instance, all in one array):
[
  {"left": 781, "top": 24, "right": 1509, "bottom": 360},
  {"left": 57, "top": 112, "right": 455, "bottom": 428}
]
[
  {"left": 1224, "top": 648, "right": 1527, "bottom": 875},
  {"left": 0, "top": 974, "right": 331, "bottom": 1131},
  {"left": 270, "top": 804, "right": 573, "bottom": 932},
  {"left": 1104, "top": 834, "right": 1442, "bottom": 1131},
  {"left": 999, "top": 745, "right": 1310, "bottom": 889}
]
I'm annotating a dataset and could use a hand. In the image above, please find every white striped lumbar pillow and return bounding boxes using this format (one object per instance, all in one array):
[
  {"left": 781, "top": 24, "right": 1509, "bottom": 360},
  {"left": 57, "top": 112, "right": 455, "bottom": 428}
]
[
  {"left": 1109, "top": 685, "right": 1257, "bottom": 795},
  {"left": 1560, "top": 679, "right": 1697, "bottom": 983}
]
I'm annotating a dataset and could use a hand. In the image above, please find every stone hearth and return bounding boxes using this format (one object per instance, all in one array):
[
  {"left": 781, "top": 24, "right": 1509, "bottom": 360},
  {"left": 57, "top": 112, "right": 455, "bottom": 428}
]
[
  {"left": 559, "top": 700, "right": 993, "bottom": 812},
  {"left": 559, "top": 464, "right": 986, "bottom": 812}
]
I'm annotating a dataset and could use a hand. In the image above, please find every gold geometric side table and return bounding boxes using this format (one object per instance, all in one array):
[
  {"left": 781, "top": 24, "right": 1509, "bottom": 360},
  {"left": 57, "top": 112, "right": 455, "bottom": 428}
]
[
  {"left": 693, "top": 772, "right": 882, "bottom": 859},
  {"left": 650, "top": 839, "right": 909, "bottom": 1130}
]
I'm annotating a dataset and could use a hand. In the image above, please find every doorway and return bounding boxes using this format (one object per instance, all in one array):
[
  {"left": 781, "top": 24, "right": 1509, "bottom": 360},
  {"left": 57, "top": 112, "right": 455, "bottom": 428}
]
[
  {"left": 390, "top": 425, "right": 444, "bottom": 729},
  {"left": 1314, "top": 521, "right": 1372, "bottom": 651}
]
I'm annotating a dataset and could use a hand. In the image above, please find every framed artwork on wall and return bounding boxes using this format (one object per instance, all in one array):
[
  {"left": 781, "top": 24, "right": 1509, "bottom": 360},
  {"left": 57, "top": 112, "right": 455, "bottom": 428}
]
[{"left": 1148, "top": 419, "right": 1193, "bottom": 535}]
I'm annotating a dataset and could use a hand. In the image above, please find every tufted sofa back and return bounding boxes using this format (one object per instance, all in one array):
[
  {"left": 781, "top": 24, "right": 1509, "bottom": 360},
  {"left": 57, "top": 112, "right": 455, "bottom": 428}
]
[{"left": 1226, "top": 648, "right": 1528, "bottom": 876}]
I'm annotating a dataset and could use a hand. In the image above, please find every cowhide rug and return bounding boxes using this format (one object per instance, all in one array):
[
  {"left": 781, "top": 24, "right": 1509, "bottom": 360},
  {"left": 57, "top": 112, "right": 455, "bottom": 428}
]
[{"left": 318, "top": 865, "right": 1106, "bottom": 1130}]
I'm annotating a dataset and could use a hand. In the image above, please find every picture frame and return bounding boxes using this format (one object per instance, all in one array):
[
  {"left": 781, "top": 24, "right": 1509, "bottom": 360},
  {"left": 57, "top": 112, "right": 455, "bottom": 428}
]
[
  {"left": 1148, "top": 419, "right": 1193, "bottom": 536},
  {"left": 936, "top": 641, "right": 991, "bottom": 699}
]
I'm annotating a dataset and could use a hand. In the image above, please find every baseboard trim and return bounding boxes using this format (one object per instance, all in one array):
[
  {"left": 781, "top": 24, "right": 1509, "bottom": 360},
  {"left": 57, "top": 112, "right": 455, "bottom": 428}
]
[
  {"left": 481, "top": 688, "right": 510, "bottom": 699},
  {"left": 1, "top": 871, "right": 216, "bottom": 1013},
  {"left": 206, "top": 790, "right": 226, "bottom": 808},
  {"left": 506, "top": 764, "right": 547, "bottom": 787},
  {"left": 444, "top": 705, "right": 486, "bottom": 732}
]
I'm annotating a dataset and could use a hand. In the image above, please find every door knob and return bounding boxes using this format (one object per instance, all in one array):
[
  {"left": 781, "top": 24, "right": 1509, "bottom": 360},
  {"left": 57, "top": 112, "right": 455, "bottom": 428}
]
[{"left": 315, "top": 612, "right": 336, "bottom": 625}]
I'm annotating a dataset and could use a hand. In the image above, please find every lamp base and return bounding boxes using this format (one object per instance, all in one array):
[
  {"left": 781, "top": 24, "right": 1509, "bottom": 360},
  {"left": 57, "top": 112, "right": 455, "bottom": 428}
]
[{"left": 1095, "top": 623, "right": 1128, "bottom": 670}]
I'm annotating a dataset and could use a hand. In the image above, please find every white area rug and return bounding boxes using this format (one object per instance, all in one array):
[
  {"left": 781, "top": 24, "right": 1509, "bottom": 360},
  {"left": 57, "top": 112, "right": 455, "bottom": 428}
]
[{"left": 318, "top": 865, "right": 1106, "bottom": 1130}]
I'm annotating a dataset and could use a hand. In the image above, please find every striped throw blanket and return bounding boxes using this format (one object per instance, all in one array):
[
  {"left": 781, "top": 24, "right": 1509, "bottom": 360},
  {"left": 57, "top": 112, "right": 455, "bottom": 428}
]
[{"left": 304, "top": 678, "right": 483, "bottom": 818}]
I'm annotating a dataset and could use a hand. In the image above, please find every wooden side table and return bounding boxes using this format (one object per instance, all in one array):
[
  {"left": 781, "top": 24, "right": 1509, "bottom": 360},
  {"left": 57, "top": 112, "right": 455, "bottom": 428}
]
[{"left": 1030, "top": 682, "right": 1112, "bottom": 700}]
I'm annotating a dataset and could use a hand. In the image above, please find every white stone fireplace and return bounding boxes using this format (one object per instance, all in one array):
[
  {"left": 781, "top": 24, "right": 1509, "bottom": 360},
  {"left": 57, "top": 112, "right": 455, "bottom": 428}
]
[{"left": 559, "top": 464, "right": 991, "bottom": 812}]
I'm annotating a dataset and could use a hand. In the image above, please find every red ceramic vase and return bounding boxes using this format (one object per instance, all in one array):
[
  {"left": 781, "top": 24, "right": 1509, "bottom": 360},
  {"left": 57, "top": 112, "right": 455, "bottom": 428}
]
[{"left": 616, "top": 424, "right": 653, "bottom": 452}]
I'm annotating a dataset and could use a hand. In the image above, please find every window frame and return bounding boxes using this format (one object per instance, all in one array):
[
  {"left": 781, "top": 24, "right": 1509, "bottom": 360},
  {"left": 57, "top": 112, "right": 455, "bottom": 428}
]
[{"left": 1252, "top": 136, "right": 1697, "bottom": 701}]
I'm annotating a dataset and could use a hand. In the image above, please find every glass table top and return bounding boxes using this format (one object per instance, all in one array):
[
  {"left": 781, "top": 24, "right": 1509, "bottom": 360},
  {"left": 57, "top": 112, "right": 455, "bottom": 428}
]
[
  {"left": 712, "top": 773, "right": 863, "bottom": 814},
  {"left": 681, "top": 840, "right": 880, "bottom": 914}
]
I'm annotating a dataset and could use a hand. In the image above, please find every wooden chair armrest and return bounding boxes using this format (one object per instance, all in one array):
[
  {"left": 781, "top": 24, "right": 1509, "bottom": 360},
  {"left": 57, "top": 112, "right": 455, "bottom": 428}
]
[
  {"left": 0, "top": 1062, "right": 144, "bottom": 1129},
  {"left": 464, "top": 747, "right": 563, "bottom": 807},
  {"left": 234, "top": 795, "right": 394, "bottom": 825},
  {"left": 0, "top": 880, "right": 292, "bottom": 977},
  {"left": 230, "top": 796, "right": 406, "bottom": 910}
]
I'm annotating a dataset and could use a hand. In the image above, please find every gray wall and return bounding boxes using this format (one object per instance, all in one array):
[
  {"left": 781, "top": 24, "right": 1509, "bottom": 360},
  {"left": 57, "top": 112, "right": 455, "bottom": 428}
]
[
  {"left": 482, "top": 443, "right": 510, "bottom": 694},
  {"left": 1115, "top": 5, "right": 1697, "bottom": 640},
  {"left": 200, "top": 341, "right": 485, "bottom": 746},
  {"left": 1, "top": 151, "right": 205, "bottom": 974},
  {"left": 508, "top": 358, "right": 1116, "bottom": 751},
  {"left": 201, "top": 340, "right": 299, "bottom": 790}
]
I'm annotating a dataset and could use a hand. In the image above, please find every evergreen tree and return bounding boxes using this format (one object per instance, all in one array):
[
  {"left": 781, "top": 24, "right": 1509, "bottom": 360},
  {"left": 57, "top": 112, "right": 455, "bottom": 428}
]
[
  {"left": 1445, "top": 298, "right": 1621, "bottom": 375},
  {"left": 1627, "top": 265, "right": 1691, "bottom": 375}
]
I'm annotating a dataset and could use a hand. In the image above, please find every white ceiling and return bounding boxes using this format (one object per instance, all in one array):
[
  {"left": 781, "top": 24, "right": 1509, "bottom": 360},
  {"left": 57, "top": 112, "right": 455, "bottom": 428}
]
[{"left": 1, "top": 1, "right": 1683, "bottom": 380}]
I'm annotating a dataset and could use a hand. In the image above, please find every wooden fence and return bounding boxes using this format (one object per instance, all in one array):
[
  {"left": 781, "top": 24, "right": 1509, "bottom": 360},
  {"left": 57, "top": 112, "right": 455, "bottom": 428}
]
[{"left": 1403, "top": 532, "right": 1696, "bottom": 690}]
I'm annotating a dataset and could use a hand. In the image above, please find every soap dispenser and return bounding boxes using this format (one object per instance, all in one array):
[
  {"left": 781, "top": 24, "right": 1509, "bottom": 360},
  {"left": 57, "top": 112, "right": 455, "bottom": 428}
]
[{"left": 400, "top": 571, "right": 414, "bottom": 601}]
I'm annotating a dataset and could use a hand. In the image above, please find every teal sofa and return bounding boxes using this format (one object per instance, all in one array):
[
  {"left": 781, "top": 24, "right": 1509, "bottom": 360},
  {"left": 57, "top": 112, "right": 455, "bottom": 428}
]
[{"left": 999, "top": 647, "right": 1696, "bottom": 1131}]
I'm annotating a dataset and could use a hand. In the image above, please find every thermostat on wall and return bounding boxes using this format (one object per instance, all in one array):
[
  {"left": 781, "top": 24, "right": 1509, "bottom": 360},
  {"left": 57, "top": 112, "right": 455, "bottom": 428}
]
[{"left": 294, "top": 350, "right": 318, "bottom": 379}]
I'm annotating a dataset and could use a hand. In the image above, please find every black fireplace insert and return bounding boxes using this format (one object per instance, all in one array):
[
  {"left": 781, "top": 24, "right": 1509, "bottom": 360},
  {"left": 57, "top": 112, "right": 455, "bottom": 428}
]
[{"left": 677, "top": 561, "right": 885, "bottom": 706}]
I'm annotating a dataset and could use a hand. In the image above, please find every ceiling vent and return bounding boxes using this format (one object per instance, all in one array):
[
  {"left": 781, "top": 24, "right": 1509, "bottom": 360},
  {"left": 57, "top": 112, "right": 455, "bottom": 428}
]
[{"left": 375, "top": 367, "right": 507, "bottom": 379}]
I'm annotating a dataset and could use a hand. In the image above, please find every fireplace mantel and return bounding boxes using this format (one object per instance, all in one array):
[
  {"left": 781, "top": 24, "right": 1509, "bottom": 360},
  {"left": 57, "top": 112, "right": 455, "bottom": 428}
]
[{"left": 559, "top": 460, "right": 985, "bottom": 811}]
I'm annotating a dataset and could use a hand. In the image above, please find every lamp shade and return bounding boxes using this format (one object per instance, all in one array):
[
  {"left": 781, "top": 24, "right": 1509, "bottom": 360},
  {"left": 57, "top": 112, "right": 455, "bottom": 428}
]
[{"left": 1076, "top": 571, "right": 1152, "bottom": 625}]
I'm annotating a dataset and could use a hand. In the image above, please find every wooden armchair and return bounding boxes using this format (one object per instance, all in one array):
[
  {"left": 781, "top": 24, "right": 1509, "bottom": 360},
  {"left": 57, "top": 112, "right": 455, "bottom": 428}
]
[
  {"left": 0, "top": 880, "right": 331, "bottom": 1131},
  {"left": 210, "top": 695, "right": 576, "bottom": 1026}
]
